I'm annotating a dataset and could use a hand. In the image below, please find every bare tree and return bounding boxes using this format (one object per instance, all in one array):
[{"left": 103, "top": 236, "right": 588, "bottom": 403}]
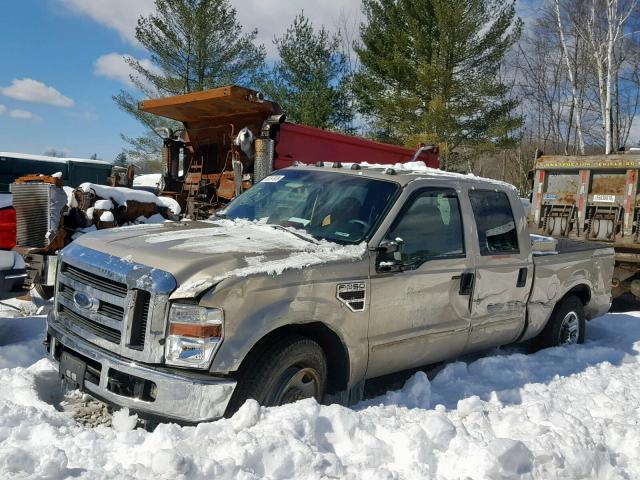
[
  {"left": 580, "top": 0, "right": 638, "bottom": 153},
  {"left": 554, "top": 0, "right": 586, "bottom": 154}
]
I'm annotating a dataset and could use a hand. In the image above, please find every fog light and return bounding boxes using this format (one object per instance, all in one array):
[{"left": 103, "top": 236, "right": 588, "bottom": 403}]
[{"left": 165, "top": 304, "right": 224, "bottom": 369}]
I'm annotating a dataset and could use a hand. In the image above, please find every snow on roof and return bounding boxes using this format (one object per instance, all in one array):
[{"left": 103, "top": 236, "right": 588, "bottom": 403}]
[
  {"left": 318, "top": 160, "right": 517, "bottom": 191},
  {"left": 0, "top": 151, "right": 112, "bottom": 166}
]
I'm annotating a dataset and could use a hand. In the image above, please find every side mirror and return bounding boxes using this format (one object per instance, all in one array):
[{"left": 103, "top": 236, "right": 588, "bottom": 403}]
[
  {"left": 377, "top": 237, "right": 404, "bottom": 253},
  {"left": 377, "top": 237, "right": 405, "bottom": 272}
]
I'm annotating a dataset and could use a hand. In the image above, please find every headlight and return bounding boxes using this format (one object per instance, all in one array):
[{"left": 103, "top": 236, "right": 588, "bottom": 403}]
[{"left": 165, "top": 304, "right": 224, "bottom": 369}]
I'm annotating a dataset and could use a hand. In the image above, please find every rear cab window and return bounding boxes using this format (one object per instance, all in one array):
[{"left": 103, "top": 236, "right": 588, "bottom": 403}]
[{"left": 469, "top": 190, "right": 519, "bottom": 255}]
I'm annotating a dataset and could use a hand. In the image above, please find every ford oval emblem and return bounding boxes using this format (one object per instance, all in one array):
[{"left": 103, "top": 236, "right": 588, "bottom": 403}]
[{"left": 73, "top": 291, "right": 95, "bottom": 311}]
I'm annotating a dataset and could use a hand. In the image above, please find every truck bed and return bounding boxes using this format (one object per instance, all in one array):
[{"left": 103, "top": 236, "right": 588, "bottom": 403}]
[{"left": 554, "top": 237, "right": 610, "bottom": 255}]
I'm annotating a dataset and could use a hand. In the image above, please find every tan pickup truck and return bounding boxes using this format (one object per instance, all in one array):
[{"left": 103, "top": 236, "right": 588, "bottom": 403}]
[{"left": 46, "top": 165, "right": 614, "bottom": 423}]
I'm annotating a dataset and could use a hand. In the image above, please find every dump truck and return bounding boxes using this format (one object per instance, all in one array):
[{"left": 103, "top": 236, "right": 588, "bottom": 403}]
[
  {"left": 138, "top": 85, "right": 439, "bottom": 219},
  {"left": 529, "top": 152, "right": 640, "bottom": 299},
  {"left": 46, "top": 164, "right": 613, "bottom": 423}
]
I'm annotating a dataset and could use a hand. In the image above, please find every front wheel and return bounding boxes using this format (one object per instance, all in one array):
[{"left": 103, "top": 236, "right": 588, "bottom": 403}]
[
  {"left": 534, "top": 295, "right": 585, "bottom": 349},
  {"left": 225, "top": 335, "right": 327, "bottom": 416}
]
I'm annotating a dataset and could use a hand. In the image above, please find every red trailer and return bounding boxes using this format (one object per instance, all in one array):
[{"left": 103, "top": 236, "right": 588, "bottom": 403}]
[{"left": 140, "top": 86, "right": 439, "bottom": 218}]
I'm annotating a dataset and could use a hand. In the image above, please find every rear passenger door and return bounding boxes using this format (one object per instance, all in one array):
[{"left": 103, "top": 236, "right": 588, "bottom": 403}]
[
  {"left": 465, "top": 189, "right": 532, "bottom": 351},
  {"left": 367, "top": 187, "right": 473, "bottom": 378}
]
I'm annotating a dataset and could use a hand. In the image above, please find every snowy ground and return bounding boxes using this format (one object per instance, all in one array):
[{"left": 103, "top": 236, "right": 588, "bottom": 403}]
[{"left": 2, "top": 304, "right": 640, "bottom": 479}]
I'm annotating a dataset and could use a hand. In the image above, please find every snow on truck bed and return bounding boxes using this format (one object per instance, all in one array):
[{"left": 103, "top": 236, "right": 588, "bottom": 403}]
[{"left": 3, "top": 305, "right": 640, "bottom": 478}]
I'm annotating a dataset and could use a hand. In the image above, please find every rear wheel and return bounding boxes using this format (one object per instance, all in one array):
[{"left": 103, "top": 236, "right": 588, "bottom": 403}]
[
  {"left": 533, "top": 295, "right": 585, "bottom": 349},
  {"left": 225, "top": 335, "right": 327, "bottom": 416}
]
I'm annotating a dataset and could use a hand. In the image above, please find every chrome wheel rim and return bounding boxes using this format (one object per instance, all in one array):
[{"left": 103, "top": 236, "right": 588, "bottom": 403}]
[
  {"left": 273, "top": 367, "right": 321, "bottom": 405},
  {"left": 559, "top": 311, "right": 580, "bottom": 345}
]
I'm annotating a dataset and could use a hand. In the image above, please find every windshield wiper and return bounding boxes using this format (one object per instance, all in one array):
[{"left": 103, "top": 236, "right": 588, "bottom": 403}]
[{"left": 269, "top": 224, "right": 319, "bottom": 244}]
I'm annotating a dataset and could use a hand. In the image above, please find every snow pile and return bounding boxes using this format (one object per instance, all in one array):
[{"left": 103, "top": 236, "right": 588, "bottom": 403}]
[
  {"left": 78, "top": 182, "right": 181, "bottom": 216},
  {"left": 156, "top": 196, "right": 181, "bottom": 215},
  {"left": 79, "top": 183, "right": 164, "bottom": 207},
  {"left": 99, "top": 211, "right": 114, "bottom": 223},
  {"left": 4, "top": 311, "right": 640, "bottom": 478},
  {"left": 94, "top": 199, "right": 114, "bottom": 210},
  {"left": 133, "top": 173, "right": 162, "bottom": 188}
]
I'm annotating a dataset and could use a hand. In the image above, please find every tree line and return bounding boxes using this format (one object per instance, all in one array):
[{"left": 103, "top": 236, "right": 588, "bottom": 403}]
[{"left": 115, "top": 0, "right": 640, "bottom": 192}]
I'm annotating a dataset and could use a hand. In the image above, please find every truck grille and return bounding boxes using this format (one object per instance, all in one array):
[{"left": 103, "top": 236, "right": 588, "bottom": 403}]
[
  {"left": 62, "top": 263, "right": 127, "bottom": 298},
  {"left": 52, "top": 243, "right": 176, "bottom": 364},
  {"left": 57, "top": 262, "right": 150, "bottom": 348},
  {"left": 11, "top": 182, "right": 54, "bottom": 248},
  {"left": 59, "top": 304, "right": 122, "bottom": 344}
]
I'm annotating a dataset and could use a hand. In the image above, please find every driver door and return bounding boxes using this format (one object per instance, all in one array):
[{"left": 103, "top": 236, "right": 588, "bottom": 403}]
[{"left": 366, "top": 187, "right": 473, "bottom": 379}]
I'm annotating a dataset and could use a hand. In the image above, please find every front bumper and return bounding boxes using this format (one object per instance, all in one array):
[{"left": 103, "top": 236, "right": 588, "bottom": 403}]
[{"left": 47, "top": 314, "right": 236, "bottom": 423}]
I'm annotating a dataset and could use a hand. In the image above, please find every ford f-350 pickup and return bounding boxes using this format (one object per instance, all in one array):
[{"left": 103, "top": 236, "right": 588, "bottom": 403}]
[{"left": 46, "top": 164, "right": 614, "bottom": 423}]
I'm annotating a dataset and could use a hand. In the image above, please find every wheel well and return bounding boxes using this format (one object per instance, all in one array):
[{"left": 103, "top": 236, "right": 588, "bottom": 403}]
[
  {"left": 236, "top": 323, "right": 350, "bottom": 395},
  {"left": 565, "top": 284, "right": 591, "bottom": 305}
]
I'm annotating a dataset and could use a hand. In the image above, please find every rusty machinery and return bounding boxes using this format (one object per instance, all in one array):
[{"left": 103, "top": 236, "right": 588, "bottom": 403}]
[{"left": 530, "top": 153, "right": 640, "bottom": 299}]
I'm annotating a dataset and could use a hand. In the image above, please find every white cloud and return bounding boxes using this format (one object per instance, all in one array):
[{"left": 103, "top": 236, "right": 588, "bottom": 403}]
[
  {"left": 9, "top": 109, "right": 39, "bottom": 120},
  {"left": 60, "top": 0, "right": 154, "bottom": 46},
  {"left": 61, "top": 0, "right": 362, "bottom": 58},
  {"left": 0, "top": 78, "right": 74, "bottom": 107},
  {"left": 0, "top": 104, "right": 6, "bottom": 115},
  {"left": 234, "top": 0, "right": 363, "bottom": 58},
  {"left": 94, "top": 53, "right": 161, "bottom": 88}
]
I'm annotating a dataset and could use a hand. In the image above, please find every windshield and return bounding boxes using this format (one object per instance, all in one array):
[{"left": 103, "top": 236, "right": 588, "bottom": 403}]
[{"left": 222, "top": 169, "right": 400, "bottom": 244}]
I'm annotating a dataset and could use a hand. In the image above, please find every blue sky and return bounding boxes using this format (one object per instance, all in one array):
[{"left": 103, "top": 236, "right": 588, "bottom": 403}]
[
  {"left": 0, "top": 1, "right": 148, "bottom": 161},
  {"left": 0, "top": 0, "right": 365, "bottom": 162},
  {"left": 0, "top": 0, "right": 540, "bottom": 163}
]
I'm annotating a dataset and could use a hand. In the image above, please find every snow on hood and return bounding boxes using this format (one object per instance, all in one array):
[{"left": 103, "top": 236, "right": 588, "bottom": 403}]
[
  {"left": 163, "top": 220, "right": 366, "bottom": 299},
  {"left": 73, "top": 219, "right": 366, "bottom": 299}
]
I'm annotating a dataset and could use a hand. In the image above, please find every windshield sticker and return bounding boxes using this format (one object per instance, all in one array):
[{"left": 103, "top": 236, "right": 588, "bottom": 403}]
[
  {"left": 262, "top": 175, "right": 285, "bottom": 183},
  {"left": 335, "top": 232, "right": 351, "bottom": 237},
  {"left": 288, "top": 217, "right": 311, "bottom": 226}
]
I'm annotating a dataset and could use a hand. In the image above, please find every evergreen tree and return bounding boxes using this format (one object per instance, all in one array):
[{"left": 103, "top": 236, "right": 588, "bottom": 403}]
[
  {"left": 115, "top": 0, "right": 266, "bottom": 165},
  {"left": 113, "top": 151, "right": 128, "bottom": 167},
  {"left": 256, "top": 13, "right": 353, "bottom": 132},
  {"left": 354, "top": 0, "right": 523, "bottom": 168}
]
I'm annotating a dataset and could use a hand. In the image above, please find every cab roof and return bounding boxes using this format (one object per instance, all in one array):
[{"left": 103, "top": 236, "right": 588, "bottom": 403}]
[{"left": 284, "top": 163, "right": 516, "bottom": 190}]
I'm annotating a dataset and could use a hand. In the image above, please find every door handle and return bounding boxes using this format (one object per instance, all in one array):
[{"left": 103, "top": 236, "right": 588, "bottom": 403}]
[
  {"left": 454, "top": 272, "right": 475, "bottom": 296},
  {"left": 516, "top": 267, "right": 528, "bottom": 288}
]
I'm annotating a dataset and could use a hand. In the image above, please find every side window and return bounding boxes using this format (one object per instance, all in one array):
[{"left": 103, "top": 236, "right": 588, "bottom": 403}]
[
  {"left": 382, "top": 189, "right": 465, "bottom": 267},
  {"left": 469, "top": 190, "right": 519, "bottom": 255}
]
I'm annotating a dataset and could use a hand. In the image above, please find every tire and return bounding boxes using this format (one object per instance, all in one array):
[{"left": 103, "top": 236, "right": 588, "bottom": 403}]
[
  {"left": 34, "top": 284, "right": 55, "bottom": 300},
  {"left": 225, "top": 335, "right": 327, "bottom": 417},
  {"left": 533, "top": 295, "right": 585, "bottom": 350}
]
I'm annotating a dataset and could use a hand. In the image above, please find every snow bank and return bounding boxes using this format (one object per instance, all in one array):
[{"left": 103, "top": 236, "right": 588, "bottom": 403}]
[{"left": 4, "top": 311, "right": 640, "bottom": 478}]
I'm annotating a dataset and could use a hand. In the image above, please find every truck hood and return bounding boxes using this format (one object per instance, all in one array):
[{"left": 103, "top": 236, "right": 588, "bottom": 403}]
[{"left": 71, "top": 220, "right": 366, "bottom": 298}]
